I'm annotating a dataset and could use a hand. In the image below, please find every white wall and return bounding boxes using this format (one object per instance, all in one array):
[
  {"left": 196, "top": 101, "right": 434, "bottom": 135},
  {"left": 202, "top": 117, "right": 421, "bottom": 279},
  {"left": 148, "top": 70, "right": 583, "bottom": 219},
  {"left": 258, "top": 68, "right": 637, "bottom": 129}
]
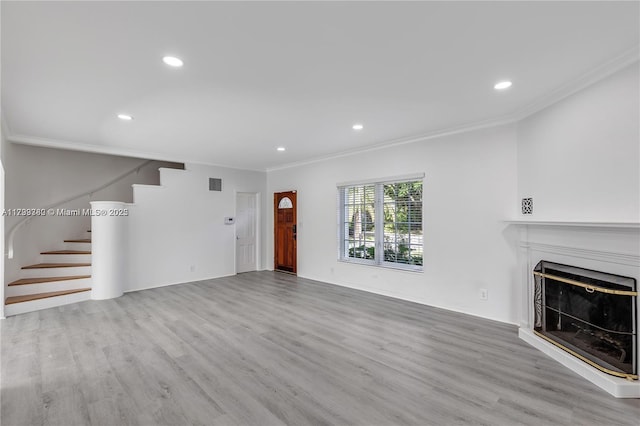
[
  {"left": 267, "top": 124, "right": 519, "bottom": 323},
  {"left": 3, "top": 58, "right": 635, "bottom": 326},
  {"left": 126, "top": 163, "right": 267, "bottom": 292},
  {"left": 1, "top": 133, "right": 5, "bottom": 319},
  {"left": 4, "top": 143, "right": 165, "bottom": 222},
  {"left": 517, "top": 63, "right": 639, "bottom": 222},
  {"left": 264, "top": 64, "right": 638, "bottom": 325},
  {"left": 1, "top": 4, "right": 5, "bottom": 316},
  {"left": 3, "top": 143, "right": 180, "bottom": 284}
]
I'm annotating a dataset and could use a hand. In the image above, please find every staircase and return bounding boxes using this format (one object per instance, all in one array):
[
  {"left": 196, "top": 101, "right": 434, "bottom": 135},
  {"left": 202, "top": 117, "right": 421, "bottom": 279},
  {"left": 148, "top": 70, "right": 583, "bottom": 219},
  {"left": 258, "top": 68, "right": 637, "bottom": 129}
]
[{"left": 5, "top": 231, "right": 92, "bottom": 316}]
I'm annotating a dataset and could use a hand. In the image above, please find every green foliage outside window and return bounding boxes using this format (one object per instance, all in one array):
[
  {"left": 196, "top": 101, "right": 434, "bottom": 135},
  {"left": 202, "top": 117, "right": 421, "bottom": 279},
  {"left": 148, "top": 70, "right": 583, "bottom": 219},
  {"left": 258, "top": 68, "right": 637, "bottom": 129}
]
[{"left": 342, "top": 179, "right": 423, "bottom": 269}]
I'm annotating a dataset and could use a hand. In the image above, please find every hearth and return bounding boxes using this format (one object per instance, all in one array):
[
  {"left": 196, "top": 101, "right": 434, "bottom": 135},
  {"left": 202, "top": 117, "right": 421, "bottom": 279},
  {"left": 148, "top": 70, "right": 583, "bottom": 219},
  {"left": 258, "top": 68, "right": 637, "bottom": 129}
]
[{"left": 533, "top": 261, "right": 637, "bottom": 380}]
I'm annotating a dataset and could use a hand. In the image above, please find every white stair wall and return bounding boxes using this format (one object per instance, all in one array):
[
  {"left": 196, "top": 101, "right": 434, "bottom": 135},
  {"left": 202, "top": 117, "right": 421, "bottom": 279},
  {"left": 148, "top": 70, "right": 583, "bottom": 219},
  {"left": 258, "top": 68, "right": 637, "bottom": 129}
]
[
  {"left": 6, "top": 278, "right": 92, "bottom": 297},
  {"left": 40, "top": 253, "right": 92, "bottom": 263},
  {"left": 20, "top": 265, "right": 92, "bottom": 279},
  {"left": 4, "top": 230, "right": 93, "bottom": 315},
  {"left": 119, "top": 163, "right": 265, "bottom": 293},
  {"left": 132, "top": 184, "right": 165, "bottom": 204},
  {"left": 159, "top": 167, "right": 189, "bottom": 186},
  {"left": 4, "top": 290, "right": 92, "bottom": 316},
  {"left": 62, "top": 242, "right": 92, "bottom": 251}
]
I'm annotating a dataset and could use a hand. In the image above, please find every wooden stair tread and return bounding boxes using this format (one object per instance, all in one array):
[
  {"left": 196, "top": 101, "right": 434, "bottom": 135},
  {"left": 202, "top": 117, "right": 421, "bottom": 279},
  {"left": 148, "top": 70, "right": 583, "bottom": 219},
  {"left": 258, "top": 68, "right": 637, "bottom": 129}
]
[
  {"left": 22, "top": 263, "right": 91, "bottom": 269},
  {"left": 8, "top": 275, "right": 91, "bottom": 286},
  {"left": 5, "top": 288, "right": 91, "bottom": 305},
  {"left": 41, "top": 250, "right": 91, "bottom": 255},
  {"left": 64, "top": 239, "right": 91, "bottom": 243}
]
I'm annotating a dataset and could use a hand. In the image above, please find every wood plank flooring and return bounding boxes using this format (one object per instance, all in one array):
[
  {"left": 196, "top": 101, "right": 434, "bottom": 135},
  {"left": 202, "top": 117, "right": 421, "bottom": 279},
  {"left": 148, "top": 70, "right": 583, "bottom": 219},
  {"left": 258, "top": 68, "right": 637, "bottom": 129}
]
[{"left": 2, "top": 271, "right": 639, "bottom": 426}]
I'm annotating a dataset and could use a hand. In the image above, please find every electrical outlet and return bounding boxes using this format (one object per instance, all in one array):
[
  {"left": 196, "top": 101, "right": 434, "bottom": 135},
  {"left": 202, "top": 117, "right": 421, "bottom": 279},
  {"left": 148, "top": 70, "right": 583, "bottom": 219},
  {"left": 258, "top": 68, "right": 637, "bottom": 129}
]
[{"left": 480, "top": 288, "right": 488, "bottom": 300}]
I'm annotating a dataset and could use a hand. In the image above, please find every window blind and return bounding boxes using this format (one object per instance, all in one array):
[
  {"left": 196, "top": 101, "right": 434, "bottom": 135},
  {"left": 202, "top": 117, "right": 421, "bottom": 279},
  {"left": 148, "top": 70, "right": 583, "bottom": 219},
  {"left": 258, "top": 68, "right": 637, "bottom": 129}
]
[{"left": 337, "top": 177, "right": 423, "bottom": 271}]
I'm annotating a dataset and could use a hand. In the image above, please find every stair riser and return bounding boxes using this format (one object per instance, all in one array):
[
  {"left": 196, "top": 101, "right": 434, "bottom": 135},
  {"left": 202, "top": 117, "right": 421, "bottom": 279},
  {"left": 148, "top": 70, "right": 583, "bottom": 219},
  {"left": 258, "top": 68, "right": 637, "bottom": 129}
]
[
  {"left": 40, "top": 254, "right": 92, "bottom": 263},
  {"left": 62, "top": 242, "right": 91, "bottom": 251},
  {"left": 6, "top": 278, "right": 92, "bottom": 297},
  {"left": 4, "top": 291, "right": 92, "bottom": 316},
  {"left": 21, "top": 266, "right": 92, "bottom": 279}
]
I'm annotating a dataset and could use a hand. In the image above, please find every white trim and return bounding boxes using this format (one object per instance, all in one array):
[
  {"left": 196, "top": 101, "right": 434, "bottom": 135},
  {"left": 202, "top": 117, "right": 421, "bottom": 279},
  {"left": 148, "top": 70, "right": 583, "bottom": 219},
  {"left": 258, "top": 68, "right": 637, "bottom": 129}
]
[
  {"left": 515, "top": 226, "right": 640, "bottom": 398},
  {"left": 267, "top": 49, "right": 639, "bottom": 172},
  {"left": 505, "top": 220, "right": 640, "bottom": 229},
  {"left": 337, "top": 258, "right": 423, "bottom": 273},
  {"left": 124, "top": 273, "right": 236, "bottom": 294},
  {"left": 235, "top": 191, "right": 261, "bottom": 274},
  {"left": 337, "top": 173, "right": 425, "bottom": 188},
  {"left": 301, "top": 271, "right": 517, "bottom": 325},
  {"left": 6, "top": 133, "right": 265, "bottom": 173},
  {"left": 4, "top": 47, "right": 638, "bottom": 174},
  {"left": 338, "top": 179, "right": 424, "bottom": 271},
  {"left": 4, "top": 290, "right": 92, "bottom": 317},
  {"left": 267, "top": 117, "right": 516, "bottom": 172},
  {"left": 131, "top": 183, "right": 166, "bottom": 190},
  {"left": 522, "top": 241, "right": 640, "bottom": 267},
  {"left": 520, "top": 328, "right": 640, "bottom": 398},
  {"left": 0, "top": 137, "right": 4, "bottom": 319},
  {"left": 337, "top": 257, "right": 376, "bottom": 267},
  {"left": 254, "top": 192, "right": 262, "bottom": 272},
  {"left": 509, "top": 45, "right": 639, "bottom": 122}
]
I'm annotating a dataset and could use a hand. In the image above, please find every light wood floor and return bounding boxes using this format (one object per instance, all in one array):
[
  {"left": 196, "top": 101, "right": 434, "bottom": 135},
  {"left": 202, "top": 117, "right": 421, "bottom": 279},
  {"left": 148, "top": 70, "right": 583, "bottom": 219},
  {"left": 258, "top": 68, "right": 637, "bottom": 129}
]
[{"left": 2, "top": 271, "right": 639, "bottom": 426}]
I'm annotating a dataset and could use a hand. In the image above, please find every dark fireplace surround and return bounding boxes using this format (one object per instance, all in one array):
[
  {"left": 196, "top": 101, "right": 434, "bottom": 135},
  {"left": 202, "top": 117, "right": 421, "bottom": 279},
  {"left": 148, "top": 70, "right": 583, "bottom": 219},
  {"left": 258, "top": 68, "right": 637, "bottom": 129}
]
[{"left": 533, "top": 261, "right": 638, "bottom": 380}]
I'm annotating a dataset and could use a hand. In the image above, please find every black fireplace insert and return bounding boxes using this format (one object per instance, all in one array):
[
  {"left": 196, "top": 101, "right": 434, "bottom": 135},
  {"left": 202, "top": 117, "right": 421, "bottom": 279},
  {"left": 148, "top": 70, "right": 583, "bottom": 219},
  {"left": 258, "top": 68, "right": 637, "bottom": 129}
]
[{"left": 533, "top": 260, "right": 637, "bottom": 380}]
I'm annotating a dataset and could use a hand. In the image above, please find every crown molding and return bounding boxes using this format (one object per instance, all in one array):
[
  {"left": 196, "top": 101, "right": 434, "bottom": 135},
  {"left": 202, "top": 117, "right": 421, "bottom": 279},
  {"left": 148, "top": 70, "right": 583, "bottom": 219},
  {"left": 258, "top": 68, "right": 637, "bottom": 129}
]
[
  {"left": 9, "top": 132, "right": 160, "bottom": 160},
  {"left": 509, "top": 44, "right": 639, "bottom": 122},
  {"left": 267, "top": 45, "right": 639, "bottom": 172},
  {"left": 265, "top": 115, "right": 518, "bottom": 172},
  {"left": 5, "top": 45, "right": 638, "bottom": 174},
  {"left": 6, "top": 133, "right": 265, "bottom": 173}
]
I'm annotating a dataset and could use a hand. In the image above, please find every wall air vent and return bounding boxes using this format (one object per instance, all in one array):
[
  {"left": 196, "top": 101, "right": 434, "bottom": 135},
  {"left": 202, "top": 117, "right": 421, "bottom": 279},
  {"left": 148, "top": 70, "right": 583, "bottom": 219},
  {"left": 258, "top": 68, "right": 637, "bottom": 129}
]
[{"left": 209, "top": 178, "right": 222, "bottom": 192}]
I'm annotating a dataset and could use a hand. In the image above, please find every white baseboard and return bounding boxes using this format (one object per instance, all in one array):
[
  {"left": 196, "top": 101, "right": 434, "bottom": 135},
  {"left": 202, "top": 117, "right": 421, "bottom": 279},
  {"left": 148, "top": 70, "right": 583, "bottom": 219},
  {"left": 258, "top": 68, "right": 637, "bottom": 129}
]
[{"left": 519, "top": 328, "right": 639, "bottom": 398}]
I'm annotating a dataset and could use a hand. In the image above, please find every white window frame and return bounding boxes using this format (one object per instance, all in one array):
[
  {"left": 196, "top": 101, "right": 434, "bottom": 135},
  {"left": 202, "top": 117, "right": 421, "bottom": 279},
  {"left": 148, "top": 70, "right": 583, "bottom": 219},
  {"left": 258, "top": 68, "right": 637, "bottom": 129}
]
[{"left": 337, "top": 174, "right": 424, "bottom": 272}]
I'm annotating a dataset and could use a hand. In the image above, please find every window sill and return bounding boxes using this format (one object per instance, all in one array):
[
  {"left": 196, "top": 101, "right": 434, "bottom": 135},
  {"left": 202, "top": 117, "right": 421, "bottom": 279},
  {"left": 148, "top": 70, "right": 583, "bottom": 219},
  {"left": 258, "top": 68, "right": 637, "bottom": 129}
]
[{"left": 338, "top": 258, "right": 423, "bottom": 273}]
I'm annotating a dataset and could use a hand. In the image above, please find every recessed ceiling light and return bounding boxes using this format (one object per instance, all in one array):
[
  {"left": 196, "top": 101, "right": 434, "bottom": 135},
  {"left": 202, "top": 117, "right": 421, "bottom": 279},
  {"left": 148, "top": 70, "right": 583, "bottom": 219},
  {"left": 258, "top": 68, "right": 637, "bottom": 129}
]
[
  {"left": 162, "top": 56, "right": 183, "bottom": 67},
  {"left": 494, "top": 81, "right": 512, "bottom": 90},
  {"left": 117, "top": 114, "right": 133, "bottom": 120},
  {"left": 277, "top": 147, "right": 286, "bottom": 152},
  {"left": 352, "top": 123, "right": 364, "bottom": 130}
]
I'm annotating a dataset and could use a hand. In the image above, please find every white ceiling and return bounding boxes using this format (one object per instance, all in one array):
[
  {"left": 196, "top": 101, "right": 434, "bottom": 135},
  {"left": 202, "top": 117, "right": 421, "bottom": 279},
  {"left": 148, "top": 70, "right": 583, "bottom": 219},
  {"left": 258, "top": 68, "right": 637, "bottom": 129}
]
[{"left": 2, "top": 1, "right": 639, "bottom": 171}]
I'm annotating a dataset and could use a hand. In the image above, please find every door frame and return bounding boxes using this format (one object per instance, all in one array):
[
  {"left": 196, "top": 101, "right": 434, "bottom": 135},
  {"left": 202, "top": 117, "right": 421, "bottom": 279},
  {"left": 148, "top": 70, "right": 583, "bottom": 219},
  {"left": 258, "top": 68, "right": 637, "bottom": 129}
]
[
  {"left": 0, "top": 157, "right": 4, "bottom": 319},
  {"left": 235, "top": 191, "right": 261, "bottom": 274},
  {"left": 273, "top": 190, "right": 297, "bottom": 274}
]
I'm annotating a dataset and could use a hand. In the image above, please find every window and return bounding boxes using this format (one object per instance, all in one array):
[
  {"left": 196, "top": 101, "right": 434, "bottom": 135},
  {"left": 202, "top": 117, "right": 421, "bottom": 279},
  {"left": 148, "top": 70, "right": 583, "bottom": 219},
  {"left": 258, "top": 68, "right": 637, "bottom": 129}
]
[
  {"left": 278, "top": 197, "right": 293, "bottom": 209},
  {"left": 338, "top": 176, "right": 423, "bottom": 270}
]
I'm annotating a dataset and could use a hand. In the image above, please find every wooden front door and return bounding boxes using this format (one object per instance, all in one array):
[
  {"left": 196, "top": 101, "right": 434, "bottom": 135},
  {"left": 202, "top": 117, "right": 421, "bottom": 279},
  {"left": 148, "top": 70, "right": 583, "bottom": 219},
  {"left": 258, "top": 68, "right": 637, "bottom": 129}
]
[{"left": 274, "top": 191, "right": 297, "bottom": 274}]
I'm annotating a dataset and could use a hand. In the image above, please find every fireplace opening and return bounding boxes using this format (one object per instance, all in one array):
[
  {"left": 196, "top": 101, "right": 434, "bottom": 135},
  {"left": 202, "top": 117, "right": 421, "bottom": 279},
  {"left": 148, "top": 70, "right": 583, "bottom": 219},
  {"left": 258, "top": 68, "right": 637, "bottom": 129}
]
[{"left": 533, "top": 261, "right": 637, "bottom": 380}]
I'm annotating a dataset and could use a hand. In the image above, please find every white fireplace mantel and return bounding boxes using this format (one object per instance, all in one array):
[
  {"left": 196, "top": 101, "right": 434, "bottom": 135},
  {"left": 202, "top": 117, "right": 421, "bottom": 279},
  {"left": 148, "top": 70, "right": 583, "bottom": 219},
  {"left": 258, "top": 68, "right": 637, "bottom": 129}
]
[
  {"left": 507, "top": 220, "right": 640, "bottom": 398},
  {"left": 505, "top": 220, "right": 640, "bottom": 229}
]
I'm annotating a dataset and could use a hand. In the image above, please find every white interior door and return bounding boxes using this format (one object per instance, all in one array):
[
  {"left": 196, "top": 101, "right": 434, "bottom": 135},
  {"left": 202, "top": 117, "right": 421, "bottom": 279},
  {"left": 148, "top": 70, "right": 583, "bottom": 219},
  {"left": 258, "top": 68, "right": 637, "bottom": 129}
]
[{"left": 236, "top": 192, "right": 258, "bottom": 273}]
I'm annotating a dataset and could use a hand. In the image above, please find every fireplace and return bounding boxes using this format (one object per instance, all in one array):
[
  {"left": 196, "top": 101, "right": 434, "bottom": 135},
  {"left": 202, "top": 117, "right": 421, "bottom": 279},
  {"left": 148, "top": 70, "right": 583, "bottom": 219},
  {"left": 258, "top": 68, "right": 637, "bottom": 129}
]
[{"left": 533, "top": 260, "right": 637, "bottom": 380}]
